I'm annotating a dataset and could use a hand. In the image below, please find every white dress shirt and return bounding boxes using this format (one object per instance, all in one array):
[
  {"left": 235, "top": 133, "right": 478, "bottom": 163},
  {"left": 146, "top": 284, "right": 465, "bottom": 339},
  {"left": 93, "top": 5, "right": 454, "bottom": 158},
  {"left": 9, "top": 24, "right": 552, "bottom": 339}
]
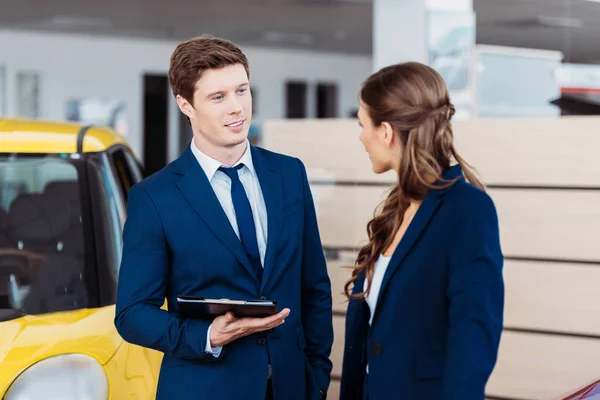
[
  {"left": 363, "top": 253, "right": 391, "bottom": 373},
  {"left": 190, "top": 140, "right": 268, "bottom": 356}
]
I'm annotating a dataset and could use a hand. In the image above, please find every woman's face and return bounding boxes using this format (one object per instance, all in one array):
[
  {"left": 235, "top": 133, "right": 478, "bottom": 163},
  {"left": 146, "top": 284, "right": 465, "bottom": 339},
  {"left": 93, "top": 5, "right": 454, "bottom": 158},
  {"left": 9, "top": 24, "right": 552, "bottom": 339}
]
[{"left": 357, "top": 103, "right": 398, "bottom": 174}]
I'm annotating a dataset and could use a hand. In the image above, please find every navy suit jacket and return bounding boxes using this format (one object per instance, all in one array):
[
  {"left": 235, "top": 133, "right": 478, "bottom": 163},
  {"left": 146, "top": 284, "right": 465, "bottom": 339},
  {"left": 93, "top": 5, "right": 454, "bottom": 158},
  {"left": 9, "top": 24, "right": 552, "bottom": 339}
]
[
  {"left": 115, "top": 145, "right": 333, "bottom": 400},
  {"left": 340, "top": 165, "right": 504, "bottom": 400}
]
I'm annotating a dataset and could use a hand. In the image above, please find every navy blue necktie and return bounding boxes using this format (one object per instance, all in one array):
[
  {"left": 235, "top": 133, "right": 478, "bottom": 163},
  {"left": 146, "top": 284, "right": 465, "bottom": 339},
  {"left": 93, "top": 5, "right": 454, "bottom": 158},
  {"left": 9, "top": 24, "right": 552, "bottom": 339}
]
[{"left": 218, "top": 164, "right": 262, "bottom": 281}]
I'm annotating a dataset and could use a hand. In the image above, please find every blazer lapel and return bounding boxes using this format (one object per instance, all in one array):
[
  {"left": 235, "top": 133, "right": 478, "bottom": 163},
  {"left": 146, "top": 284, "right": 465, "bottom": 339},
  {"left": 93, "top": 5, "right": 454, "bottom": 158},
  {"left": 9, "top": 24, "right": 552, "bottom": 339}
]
[
  {"left": 251, "top": 146, "right": 283, "bottom": 292},
  {"left": 371, "top": 192, "right": 442, "bottom": 327},
  {"left": 173, "top": 147, "right": 259, "bottom": 283},
  {"left": 371, "top": 164, "right": 465, "bottom": 327}
]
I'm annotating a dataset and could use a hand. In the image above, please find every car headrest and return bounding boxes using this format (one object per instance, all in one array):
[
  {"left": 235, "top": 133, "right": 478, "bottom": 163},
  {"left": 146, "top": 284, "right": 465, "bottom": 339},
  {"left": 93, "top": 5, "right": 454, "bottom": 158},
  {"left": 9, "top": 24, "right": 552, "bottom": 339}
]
[
  {"left": 42, "top": 181, "right": 84, "bottom": 255},
  {"left": 44, "top": 180, "right": 84, "bottom": 256},
  {"left": 0, "top": 208, "right": 8, "bottom": 230},
  {"left": 44, "top": 181, "right": 79, "bottom": 202},
  {"left": 7, "top": 193, "right": 71, "bottom": 247},
  {"left": 43, "top": 181, "right": 81, "bottom": 223},
  {"left": 0, "top": 208, "right": 9, "bottom": 246}
]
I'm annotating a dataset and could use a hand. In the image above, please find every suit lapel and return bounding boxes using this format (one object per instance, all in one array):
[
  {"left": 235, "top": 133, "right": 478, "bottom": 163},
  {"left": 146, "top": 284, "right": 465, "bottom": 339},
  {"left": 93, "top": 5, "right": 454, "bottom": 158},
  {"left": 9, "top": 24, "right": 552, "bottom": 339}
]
[
  {"left": 251, "top": 146, "right": 283, "bottom": 292},
  {"left": 173, "top": 147, "right": 259, "bottom": 283},
  {"left": 370, "top": 164, "right": 465, "bottom": 327},
  {"left": 371, "top": 193, "right": 442, "bottom": 326}
]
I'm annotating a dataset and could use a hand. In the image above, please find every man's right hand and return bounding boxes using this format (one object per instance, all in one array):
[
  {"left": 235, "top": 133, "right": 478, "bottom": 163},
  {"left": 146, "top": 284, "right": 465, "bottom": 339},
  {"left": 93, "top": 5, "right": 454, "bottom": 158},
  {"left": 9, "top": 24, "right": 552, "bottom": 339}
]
[{"left": 209, "top": 308, "right": 291, "bottom": 348}]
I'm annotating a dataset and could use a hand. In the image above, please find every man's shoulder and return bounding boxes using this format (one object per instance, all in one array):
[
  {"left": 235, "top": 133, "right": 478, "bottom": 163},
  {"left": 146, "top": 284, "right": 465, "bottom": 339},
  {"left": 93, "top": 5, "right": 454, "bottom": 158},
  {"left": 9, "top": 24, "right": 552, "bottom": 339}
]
[
  {"left": 253, "top": 146, "right": 304, "bottom": 172},
  {"left": 132, "top": 160, "right": 178, "bottom": 196}
]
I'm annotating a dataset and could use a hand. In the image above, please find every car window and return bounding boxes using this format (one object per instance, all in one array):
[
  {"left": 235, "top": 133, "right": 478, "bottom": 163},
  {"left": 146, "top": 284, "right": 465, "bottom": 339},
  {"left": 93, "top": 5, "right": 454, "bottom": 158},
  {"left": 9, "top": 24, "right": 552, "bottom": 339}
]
[
  {"left": 123, "top": 150, "right": 144, "bottom": 183},
  {"left": 0, "top": 154, "right": 88, "bottom": 317},
  {"left": 110, "top": 149, "right": 136, "bottom": 201},
  {"left": 87, "top": 156, "right": 123, "bottom": 304}
]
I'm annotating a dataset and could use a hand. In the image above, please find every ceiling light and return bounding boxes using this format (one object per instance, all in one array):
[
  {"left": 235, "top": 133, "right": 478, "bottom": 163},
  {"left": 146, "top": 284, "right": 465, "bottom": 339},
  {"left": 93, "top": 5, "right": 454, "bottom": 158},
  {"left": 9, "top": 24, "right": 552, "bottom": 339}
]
[
  {"left": 262, "top": 31, "right": 314, "bottom": 44},
  {"left": 299, "top": 0, "right": 371, "bottom": 5},
  {"left": 537, "top": 15, "right": 583, "bottom": 29},
  {"left": 49, "top": 16, "right": 113, "bottom": 28}
]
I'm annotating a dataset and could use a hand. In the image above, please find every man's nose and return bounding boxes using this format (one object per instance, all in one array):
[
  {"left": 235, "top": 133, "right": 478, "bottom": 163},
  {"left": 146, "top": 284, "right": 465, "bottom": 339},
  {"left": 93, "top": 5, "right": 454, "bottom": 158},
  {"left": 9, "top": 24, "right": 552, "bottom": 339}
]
[{"left": 228, "top": 96, "right": 243, "bottom": 114}]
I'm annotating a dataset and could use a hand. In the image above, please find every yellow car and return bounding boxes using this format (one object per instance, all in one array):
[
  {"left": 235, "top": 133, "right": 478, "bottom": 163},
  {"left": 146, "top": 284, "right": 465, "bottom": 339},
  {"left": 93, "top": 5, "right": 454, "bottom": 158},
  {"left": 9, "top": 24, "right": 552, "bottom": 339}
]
[{"left": 0, "top": 119, "right": 161, "bottom": 399}]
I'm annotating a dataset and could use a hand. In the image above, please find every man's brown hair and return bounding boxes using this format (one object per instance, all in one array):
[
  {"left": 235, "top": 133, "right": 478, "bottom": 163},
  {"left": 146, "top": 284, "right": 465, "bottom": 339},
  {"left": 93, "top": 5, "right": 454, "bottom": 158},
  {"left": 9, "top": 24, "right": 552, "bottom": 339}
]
[{"left": 169, "top": 34, "right": 250, "bottom": 106}]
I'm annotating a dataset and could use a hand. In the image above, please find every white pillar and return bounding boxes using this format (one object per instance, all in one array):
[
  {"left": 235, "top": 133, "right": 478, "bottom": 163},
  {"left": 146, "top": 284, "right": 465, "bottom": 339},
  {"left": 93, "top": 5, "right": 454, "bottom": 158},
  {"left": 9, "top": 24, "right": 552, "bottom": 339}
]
[
  {"left": 373, "top": 0, "right": 427, "bottom": 71},
  {"left": 426, "top": 0, "right": 472, "bottom": 12},
  {"left": 373, "top": 0, "right": 475, "bottom": 119},
  {"left": 373, "top": 0, "right": 473, "bottom": 71}
]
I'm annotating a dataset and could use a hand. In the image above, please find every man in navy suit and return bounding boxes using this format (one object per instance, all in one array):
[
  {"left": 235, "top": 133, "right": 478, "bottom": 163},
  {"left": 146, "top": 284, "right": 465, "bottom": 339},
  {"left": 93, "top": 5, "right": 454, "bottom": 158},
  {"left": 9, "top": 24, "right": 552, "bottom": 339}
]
[{"left": 115, "top": 35, "right": 333, "bottom": 400}]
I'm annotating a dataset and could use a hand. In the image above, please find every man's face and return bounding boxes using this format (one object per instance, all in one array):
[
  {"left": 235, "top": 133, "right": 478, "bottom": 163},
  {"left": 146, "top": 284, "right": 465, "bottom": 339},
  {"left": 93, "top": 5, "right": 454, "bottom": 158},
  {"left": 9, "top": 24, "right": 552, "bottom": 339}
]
[{"left": 178, "top": 63, "right": 252, "bottom": 149}]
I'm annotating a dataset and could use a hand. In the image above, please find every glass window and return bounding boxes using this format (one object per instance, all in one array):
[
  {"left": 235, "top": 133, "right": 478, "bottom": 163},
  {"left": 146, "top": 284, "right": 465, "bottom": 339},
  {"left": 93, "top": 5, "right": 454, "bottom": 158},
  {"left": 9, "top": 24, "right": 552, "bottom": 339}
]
[
  {"left": 110, "top": 149, "right": 136, "bottom": 202},
  {"left": 0, "top": 154, "right": 87, "bottom": 319},
  {"left": 87, "top": 156, "right": 123, "bottom": 304},
  {"left": 122, "top": 149, "right": 144, "bottom": 184}
]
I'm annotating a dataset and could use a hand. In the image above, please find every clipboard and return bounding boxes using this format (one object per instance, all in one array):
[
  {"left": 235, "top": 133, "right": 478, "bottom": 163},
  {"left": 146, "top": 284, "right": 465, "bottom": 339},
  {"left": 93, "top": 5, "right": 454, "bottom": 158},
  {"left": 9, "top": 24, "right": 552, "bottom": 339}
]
[{"left": 176, "top": 295, "right": 278, "bottom": 320}]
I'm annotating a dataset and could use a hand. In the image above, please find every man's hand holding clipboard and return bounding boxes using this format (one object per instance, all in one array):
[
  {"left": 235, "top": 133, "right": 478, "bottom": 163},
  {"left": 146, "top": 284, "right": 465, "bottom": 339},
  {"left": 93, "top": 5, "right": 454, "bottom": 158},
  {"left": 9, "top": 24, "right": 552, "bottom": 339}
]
[{"left": 176, "top": 296, "right": 290, "bottom": 348}]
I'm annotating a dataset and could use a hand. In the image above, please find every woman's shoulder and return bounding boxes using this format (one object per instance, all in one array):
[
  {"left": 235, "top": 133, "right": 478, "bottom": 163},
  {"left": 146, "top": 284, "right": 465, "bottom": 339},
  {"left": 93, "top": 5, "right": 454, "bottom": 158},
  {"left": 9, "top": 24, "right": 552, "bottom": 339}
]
[{"left": 444, "top": 179, "right": 497, "bottom": 216}]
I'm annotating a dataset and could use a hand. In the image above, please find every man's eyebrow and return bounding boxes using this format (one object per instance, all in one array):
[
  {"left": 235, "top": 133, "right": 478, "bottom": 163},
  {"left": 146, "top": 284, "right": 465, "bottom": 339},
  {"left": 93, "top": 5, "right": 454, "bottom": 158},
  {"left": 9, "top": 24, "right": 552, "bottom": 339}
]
[
  {"left": 206, "top": 90, "right": 224, "bottom": 99},
  {"left": 206, "top": 83, "right": 249, "bottom": 99}
]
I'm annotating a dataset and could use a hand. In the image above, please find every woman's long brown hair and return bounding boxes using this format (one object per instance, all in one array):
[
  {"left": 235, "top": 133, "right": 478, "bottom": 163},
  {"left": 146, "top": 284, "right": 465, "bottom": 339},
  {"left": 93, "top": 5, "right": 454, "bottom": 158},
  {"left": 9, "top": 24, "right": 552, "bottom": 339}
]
[{"left": 344, "top": 62, "right": 484, "bottom": 300}]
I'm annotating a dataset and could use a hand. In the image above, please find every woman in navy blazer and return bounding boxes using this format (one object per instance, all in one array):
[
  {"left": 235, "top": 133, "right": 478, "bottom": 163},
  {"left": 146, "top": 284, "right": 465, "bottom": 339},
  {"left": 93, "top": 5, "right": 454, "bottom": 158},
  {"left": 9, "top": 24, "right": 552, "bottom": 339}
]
[{"left": 340, "top": 62, "right": 504, "bottom": 400}]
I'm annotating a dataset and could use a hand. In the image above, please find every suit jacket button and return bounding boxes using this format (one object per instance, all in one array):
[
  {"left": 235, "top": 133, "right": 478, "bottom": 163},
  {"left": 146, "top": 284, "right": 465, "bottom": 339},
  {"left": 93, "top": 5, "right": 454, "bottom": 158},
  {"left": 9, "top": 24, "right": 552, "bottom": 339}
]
[
  {"left": 258, "top": 338, "right": 266, "bottom": 345},
  {"left": 372, "top": 343, "right": 382, "bottom": 356}
]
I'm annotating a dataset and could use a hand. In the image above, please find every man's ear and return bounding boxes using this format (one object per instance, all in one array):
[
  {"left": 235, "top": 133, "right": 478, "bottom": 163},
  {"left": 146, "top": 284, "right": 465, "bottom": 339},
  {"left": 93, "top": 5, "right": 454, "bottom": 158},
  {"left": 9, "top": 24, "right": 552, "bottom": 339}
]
[{"left": 176, "top": 95, "right": 195, "bottom": 120}]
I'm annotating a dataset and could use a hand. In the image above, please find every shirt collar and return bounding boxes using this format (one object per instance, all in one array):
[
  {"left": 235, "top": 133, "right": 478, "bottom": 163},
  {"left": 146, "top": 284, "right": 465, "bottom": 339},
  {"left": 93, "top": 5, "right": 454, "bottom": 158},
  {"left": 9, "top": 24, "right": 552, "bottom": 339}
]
[{"left": 190, "top": 139, "right": 256, "bottom": 181}]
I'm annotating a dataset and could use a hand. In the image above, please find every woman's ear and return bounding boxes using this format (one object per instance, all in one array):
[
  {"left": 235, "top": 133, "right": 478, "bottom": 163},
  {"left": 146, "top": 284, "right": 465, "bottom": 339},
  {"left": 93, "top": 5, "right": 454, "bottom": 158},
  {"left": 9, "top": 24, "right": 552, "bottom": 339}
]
[{"left": 381, "top": 121, "right": 395, "bottom": 147}]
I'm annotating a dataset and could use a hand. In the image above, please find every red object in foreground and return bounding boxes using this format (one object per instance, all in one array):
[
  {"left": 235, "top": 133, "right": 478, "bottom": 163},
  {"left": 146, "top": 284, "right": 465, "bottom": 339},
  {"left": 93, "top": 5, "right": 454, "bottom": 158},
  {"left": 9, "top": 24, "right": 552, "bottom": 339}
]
[{"left": 561, "top": 380, "right": 600, "bottom": 400}]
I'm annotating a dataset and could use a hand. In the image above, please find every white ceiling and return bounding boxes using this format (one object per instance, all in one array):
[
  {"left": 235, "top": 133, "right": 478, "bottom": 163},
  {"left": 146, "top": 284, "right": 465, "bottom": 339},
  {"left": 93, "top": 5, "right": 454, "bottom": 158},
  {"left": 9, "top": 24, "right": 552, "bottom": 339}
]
[{"left": 0, "top": 0, "right": 599, "bottom": 62}]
